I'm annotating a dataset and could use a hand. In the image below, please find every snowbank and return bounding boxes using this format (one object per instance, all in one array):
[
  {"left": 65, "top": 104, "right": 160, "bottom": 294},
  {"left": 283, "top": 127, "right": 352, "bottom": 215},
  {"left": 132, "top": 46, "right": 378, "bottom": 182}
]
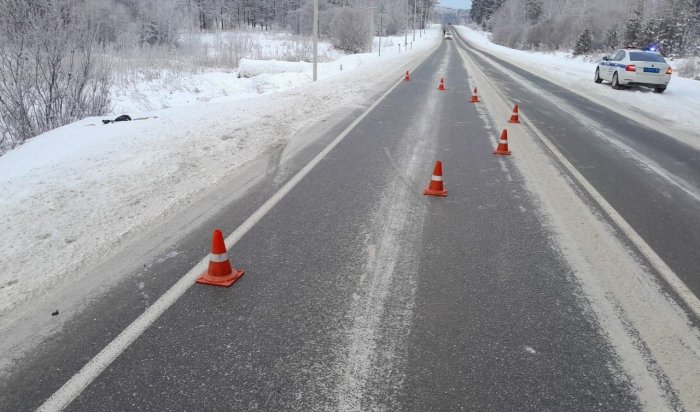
[{"left": 238, "top": 58, "right": 309, "bottom": 77}]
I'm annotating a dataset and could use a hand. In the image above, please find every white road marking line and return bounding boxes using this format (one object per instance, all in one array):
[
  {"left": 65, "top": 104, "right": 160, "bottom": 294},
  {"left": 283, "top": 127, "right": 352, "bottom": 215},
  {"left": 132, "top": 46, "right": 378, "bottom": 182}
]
[
  {"left": 36, "top": 67, "right": 418, "bottom": 412},
  {"left": 521, "top": 111, "right": 700, "bottom": 318}
]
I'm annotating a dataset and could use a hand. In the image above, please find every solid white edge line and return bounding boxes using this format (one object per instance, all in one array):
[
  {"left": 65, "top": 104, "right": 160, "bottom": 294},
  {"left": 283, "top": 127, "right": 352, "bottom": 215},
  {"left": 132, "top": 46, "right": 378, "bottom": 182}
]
[
  {"left": 521, "top": 111, "right": 700, "bottom": 318},
  {"left": 36, "top": 59, "right": 428, "bottom": 412},
  {"left": 454, "top": 29, "right": 700, "bottom": 319}
]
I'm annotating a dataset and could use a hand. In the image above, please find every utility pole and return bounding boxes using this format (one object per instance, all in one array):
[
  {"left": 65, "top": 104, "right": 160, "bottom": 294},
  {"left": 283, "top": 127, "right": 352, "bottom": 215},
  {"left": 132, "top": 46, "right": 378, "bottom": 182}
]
[
  {"left": 369, "top": 0, "right": 374, "bottom": 53},
  {"left": 413, "top": 0, "right": 416, "bottom": 42},
  {"left": 420, "top": 1, "right": 424, "bottom": 37},
  {"left": 404, "top": 0, "right": 408, "bottom": 46},
  {"left": 313, "top": 0, "right": 318, "bottom": 81},
  {"left": 379, "top": 4, "right": 383, "bottom": 56}
]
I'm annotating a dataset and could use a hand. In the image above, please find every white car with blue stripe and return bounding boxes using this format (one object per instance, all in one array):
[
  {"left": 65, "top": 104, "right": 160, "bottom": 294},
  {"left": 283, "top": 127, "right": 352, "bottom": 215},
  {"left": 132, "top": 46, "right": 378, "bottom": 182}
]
[{"left": 595, "top": 48, "right": 672, "bottom": 93}]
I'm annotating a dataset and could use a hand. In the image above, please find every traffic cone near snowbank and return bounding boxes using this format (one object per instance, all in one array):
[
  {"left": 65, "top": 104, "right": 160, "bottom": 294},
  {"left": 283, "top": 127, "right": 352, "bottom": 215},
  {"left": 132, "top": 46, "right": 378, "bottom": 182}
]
[
  {"left": 507, "top": 104, "right": 520, "bottom": 124},
  {"left": 404, "top": 70, "right": 410, "bottom": 81},
  {"left": 438, "top": 78, "right": 446, "bottom": 90},
  {"left": 493, "top": 129, "right": 512, "bottom": 156},
  {"left": 423, "top": 161, "right": 448, "bottom": 197},
  {"left": 469, "top": 88, "right": 480, "bottom": 103},
  {"left": 196, "top": 229, "right": 244, "bottom": 287}
]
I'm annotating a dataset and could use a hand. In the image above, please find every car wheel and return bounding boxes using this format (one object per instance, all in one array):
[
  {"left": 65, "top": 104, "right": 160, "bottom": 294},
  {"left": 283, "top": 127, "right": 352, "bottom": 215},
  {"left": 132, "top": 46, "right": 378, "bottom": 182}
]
[
  {"left": 594, "top": 68, "right": 603, "bottom": 83},
  {"left": 612, "top": 72, "right": 621, "bottom": 90},
  {"left": 654, "top": 87, "right": 666, "bottom": 93}
]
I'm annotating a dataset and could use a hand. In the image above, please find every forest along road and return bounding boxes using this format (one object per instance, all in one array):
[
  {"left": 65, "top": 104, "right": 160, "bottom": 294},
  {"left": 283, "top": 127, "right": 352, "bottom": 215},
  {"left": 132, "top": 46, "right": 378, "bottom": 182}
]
[{"left": 3, "top": 36, "right": 700, "bottom": 411}]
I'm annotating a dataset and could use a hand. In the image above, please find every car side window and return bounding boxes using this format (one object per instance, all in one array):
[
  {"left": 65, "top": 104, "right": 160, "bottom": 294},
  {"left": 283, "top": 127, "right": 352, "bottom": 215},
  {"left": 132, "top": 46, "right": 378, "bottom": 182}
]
[{"left": 613, "top": 51, "right": 625, "bottom": 61}]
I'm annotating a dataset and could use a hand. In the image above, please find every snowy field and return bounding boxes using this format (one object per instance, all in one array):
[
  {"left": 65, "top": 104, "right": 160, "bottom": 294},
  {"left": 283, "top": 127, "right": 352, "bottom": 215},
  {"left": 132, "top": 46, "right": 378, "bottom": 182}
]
[
  {"left": 0, "top": 29, "right": 440, "bottom": 319},
  {"left": 110, "top": 30, "right": 344, "bottom": 113},
  {"left": 456, "top": 26, "right": 700, "bottom": 150}
]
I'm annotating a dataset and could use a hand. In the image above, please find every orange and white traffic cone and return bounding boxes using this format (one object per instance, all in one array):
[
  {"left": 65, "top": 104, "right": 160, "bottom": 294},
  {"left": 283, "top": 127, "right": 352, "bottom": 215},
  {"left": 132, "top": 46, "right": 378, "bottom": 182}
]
[
  {"left": 404, "top": 70, "right": 410, "bottom": 81},
  {"left": 423, "top": 161, "right": 448, "bottom": 196},
  {"left": 437, "top": 78, "right": 446, "bottom": 90},
  {"left": 196, "top": 229, "right": 245, "bottom": 287},
  {"left": 507, "top": 104, "right": 520, "bottom": 124},
  {"left": 493, "top": 129, "right": 511, "bottom": 156},
  {"left": 469, "top": 88, "right": 480, "bottom": 103}
]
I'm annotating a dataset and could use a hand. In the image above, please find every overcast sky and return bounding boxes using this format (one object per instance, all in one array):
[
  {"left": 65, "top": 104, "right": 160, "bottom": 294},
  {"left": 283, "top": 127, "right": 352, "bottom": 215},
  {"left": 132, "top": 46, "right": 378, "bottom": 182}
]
[{"left": 438, "top": 0, "right": 471, "bottom": 10}]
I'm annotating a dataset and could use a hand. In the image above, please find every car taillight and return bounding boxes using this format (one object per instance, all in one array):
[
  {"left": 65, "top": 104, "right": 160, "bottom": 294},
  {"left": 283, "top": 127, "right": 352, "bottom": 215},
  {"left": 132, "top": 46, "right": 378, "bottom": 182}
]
[
  {"left": 666, "top": 67, "right": 673, "bottom": 75},
  {"left": 625, "top": 64, "right": 636, "bottom": 72}
]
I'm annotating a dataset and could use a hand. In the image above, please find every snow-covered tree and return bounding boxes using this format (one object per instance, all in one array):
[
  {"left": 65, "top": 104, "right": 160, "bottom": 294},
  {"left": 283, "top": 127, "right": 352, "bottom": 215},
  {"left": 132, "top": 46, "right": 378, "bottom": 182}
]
[
  {"left": 483, "top": 0, "right": 699, "bottom": 60},
  {"left": 525, "top": 0, "right": 543, "bottom": 23},
  {"left": 574, "top": 24, "right": 594, "bottom": 54},
  {"left": 639, "top": 17, "right": 660, "bottom": 47},
  {"left": 623, "top": 10, "right": 643, "bottom": 45},
  {"left": 470, "top": 0, "right": 506, "bottom": 29},
  {"left": 605, "top": 25, "right": 620, "bottom": 49},
  {"left": 655, "top": 0, "right": 699, "bottom": 55},
  {"left": 0, "top": 0, "right": 112, "bottom": 149},
  {"left": 331, "top": 7, "right": 371, "bottom": 53}
]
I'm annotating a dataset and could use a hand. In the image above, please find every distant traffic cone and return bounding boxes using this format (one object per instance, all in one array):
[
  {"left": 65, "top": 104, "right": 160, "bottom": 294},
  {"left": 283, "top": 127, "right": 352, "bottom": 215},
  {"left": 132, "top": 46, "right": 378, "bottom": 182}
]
[
  {"left": 493, "top": 129, "right": 511, "bottom": 156},
  {"left": 437, "top": 78, "right": 446, "bottom": 90},
  {"left": 196, "top": 229, "right": 244, "bottom": 287},
  {"left": 469, "top": 88, "right": 480, "bottom": 103},
  {"left": 423, "top": 161, "right": 448, "bottom": 196},
  {"left": 404, "top": 70, "right": 410, "bottom": 81},
  {"left": 507, "top": 104, "right": 520, "bottom": 124}
]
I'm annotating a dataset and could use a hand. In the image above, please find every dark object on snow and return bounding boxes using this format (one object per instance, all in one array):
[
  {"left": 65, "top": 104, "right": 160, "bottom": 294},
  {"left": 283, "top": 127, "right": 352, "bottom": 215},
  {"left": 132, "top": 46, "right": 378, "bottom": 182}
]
[
  {"left": 102, "top": 114, "right": 132, "bottom": 124},
  {"left": 52, "top": 310, "right": 59, "bottom": 316}
]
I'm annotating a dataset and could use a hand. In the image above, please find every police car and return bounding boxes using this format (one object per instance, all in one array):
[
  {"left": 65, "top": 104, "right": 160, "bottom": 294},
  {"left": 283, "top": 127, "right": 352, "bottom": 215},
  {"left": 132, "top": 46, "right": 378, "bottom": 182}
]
[{"left": 594, "top": 48, "right": 672, "bottom": 93}]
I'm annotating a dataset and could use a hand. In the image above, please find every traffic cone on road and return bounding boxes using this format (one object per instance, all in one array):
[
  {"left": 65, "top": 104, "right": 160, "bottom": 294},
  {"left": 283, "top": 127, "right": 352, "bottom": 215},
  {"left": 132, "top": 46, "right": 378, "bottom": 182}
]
[
  {"left": 404, "top": 70, "right": 410, "bottom": 81},
  {"left": 196, "top": 229, "right": 245, "bottom": 287},
  {"left": 469, "top": 88, "right": 480, "bottom": 103},
  {"left": 423, "top": 161, "right": 448, "bottom": 197},
  {"left": 493, "top": 129, "right": 512, "bottom": 156},
  {"left": 507, "top": 104, "right": 521, "bottom": 124},
  {"left": 438, "top": 78, "right": 446, "bottom": 90}
]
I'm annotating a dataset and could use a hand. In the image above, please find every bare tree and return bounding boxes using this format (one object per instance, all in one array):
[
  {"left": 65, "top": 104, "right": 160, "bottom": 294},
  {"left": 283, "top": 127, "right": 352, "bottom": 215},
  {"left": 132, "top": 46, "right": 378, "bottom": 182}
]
[
  {"left": 331, "top": 7, "right": 371, "bottom": 52},
  {"left": 0, "top": 0, "right": 112, "bottom": 152}
]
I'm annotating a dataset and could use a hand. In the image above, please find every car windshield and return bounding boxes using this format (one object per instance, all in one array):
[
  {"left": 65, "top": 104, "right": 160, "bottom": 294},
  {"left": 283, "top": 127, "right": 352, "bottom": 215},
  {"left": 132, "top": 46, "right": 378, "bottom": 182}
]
[{"left": 628, "top": 52, "right": 666, "bottom": 63}]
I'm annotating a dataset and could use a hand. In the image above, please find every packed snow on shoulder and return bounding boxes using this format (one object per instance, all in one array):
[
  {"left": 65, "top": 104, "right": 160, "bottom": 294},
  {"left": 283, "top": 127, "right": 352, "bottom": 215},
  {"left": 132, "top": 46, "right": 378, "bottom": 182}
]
[
  {"left": 455, "top": 26, "right": 700, "bottom": 150},
  {"left": 0, "top": 28, "right": 440, "bottom": 318}
]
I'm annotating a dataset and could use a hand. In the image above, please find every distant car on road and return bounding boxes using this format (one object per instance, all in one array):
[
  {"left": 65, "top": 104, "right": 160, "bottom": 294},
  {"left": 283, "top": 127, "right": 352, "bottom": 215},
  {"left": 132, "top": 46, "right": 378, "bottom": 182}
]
[
  {"left": 444, "top": 33, "right": 453, "bottom": 40},
  {"left": 594, "top": 48, "right": 672, "bottom": 93}
]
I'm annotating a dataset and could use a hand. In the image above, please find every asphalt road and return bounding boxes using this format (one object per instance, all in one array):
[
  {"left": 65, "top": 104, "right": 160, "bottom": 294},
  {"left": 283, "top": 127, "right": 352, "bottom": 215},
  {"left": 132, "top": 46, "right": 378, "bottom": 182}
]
[
  {"left": 3, "top": 33, "right": 696, "bottom": 411},
  {"left": 450, "top": 28, "right": 700, "bottom": 301}
]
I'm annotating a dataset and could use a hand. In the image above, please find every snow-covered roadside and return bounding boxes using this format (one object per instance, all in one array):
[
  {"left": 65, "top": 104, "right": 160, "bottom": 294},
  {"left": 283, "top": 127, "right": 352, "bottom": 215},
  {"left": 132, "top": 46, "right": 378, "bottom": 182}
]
[
  {"left": 455, "top": 26, "right": 700, "bottom": 150},
  {"left": 0, "top": 29, "right": 441, "bottom": 318}
]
